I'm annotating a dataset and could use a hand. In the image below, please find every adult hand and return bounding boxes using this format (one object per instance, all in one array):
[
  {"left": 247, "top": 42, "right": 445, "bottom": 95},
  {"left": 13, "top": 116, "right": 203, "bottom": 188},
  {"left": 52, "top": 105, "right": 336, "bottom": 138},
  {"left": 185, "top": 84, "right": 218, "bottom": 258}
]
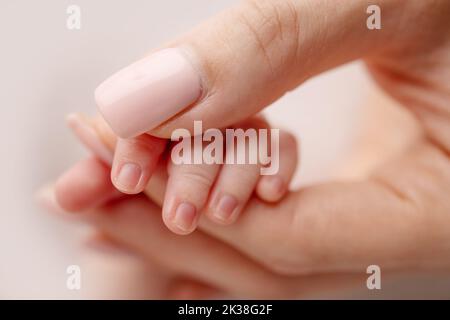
[
  {"left": 92, "top": 0, "right": 450, "bottom": 273},
  {"left": 95, "top": 0, "right": 449, "bottom": 179},
  {"left": 48, "top": 137, "right": 450, "bottom": 298}
]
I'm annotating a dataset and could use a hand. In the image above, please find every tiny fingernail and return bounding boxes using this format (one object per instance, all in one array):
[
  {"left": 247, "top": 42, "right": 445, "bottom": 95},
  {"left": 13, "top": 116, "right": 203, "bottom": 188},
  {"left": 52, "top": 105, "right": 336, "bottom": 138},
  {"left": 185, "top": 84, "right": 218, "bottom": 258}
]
[
  {"left": 214, "top": 194, "right": 238, "bottom": 222},
  {"left": 66, "top": 113, "right": 113, "bottom": 165},
  {"left": 114, "top": 162, "right": 142, "bottom": 192},
  {"left": 173, "top": 202, "right": 197, "bottom": 233},
  {"left": 95, "top": 48, "right": 202, "bottom": 138}
]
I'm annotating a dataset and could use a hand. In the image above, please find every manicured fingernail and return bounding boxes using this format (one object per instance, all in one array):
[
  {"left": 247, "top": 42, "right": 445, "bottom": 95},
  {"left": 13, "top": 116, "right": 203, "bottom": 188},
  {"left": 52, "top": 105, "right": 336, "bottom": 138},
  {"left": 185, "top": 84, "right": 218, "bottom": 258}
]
[
  {"left": 113, "top": 162, "right": 142, "bottom": 192},
  {"left": 66, "top": 113, "right": 113, "bottom": 165},
  {"left": 173, "top": 202, "right": 197, "bottom": 233},
  {"left": 95, "top": 48, "right": 202, "bottom": 138},
  {"left": 214, "top": 194, "right": 238, "bottom": 222}
]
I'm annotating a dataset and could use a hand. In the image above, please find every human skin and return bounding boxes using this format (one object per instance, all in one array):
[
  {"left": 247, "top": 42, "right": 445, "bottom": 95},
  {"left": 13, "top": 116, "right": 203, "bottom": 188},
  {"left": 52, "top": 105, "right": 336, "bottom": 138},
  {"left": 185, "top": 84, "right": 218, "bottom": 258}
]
[
  {"left": 63, "top": 114, "right": 298, "bottom": 235},
  {"left": 43, "top": 0, "right": 450, "bottom": 297}
]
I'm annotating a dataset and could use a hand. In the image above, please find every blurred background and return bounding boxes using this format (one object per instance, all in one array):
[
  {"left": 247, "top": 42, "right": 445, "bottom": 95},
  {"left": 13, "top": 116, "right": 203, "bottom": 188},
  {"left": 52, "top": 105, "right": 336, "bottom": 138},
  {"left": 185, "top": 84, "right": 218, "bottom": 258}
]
[{"left": 0, "top": 0, "right": 448, "bottom": 299}]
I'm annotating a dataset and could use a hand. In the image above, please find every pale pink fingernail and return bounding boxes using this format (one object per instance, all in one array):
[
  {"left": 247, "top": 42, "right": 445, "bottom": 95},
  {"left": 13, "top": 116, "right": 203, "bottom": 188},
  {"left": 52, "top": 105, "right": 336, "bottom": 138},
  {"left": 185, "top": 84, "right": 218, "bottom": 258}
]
[
  {"left": 66, "top": 113, "right": 113, "bottom": 165},
  {"left": 95, "top": 48, "right": 202, "bottom": 138},
  {"left": 113, "top": 162, "right": 142, "bottom": 193},
  {"left": 214, "top": 194, "right": 238, "bottom": 222},
  {"left": 173, "top": 202, "right": 197, "bottom": 233}
]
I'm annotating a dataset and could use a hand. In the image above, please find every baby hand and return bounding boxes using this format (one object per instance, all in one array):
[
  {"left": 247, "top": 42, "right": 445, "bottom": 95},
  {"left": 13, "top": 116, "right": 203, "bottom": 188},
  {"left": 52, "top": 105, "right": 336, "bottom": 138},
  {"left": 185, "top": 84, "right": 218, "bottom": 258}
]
[{"left": 61, "top": 113, "right": 298, "bottom": 234}]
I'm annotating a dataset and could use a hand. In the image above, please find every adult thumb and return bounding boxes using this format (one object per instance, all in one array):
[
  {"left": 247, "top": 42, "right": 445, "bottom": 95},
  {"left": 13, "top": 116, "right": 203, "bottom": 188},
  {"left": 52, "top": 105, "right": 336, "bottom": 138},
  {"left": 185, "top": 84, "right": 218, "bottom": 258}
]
[{"left": 95, "top": 0, "right": 411, "bottom": 138}]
